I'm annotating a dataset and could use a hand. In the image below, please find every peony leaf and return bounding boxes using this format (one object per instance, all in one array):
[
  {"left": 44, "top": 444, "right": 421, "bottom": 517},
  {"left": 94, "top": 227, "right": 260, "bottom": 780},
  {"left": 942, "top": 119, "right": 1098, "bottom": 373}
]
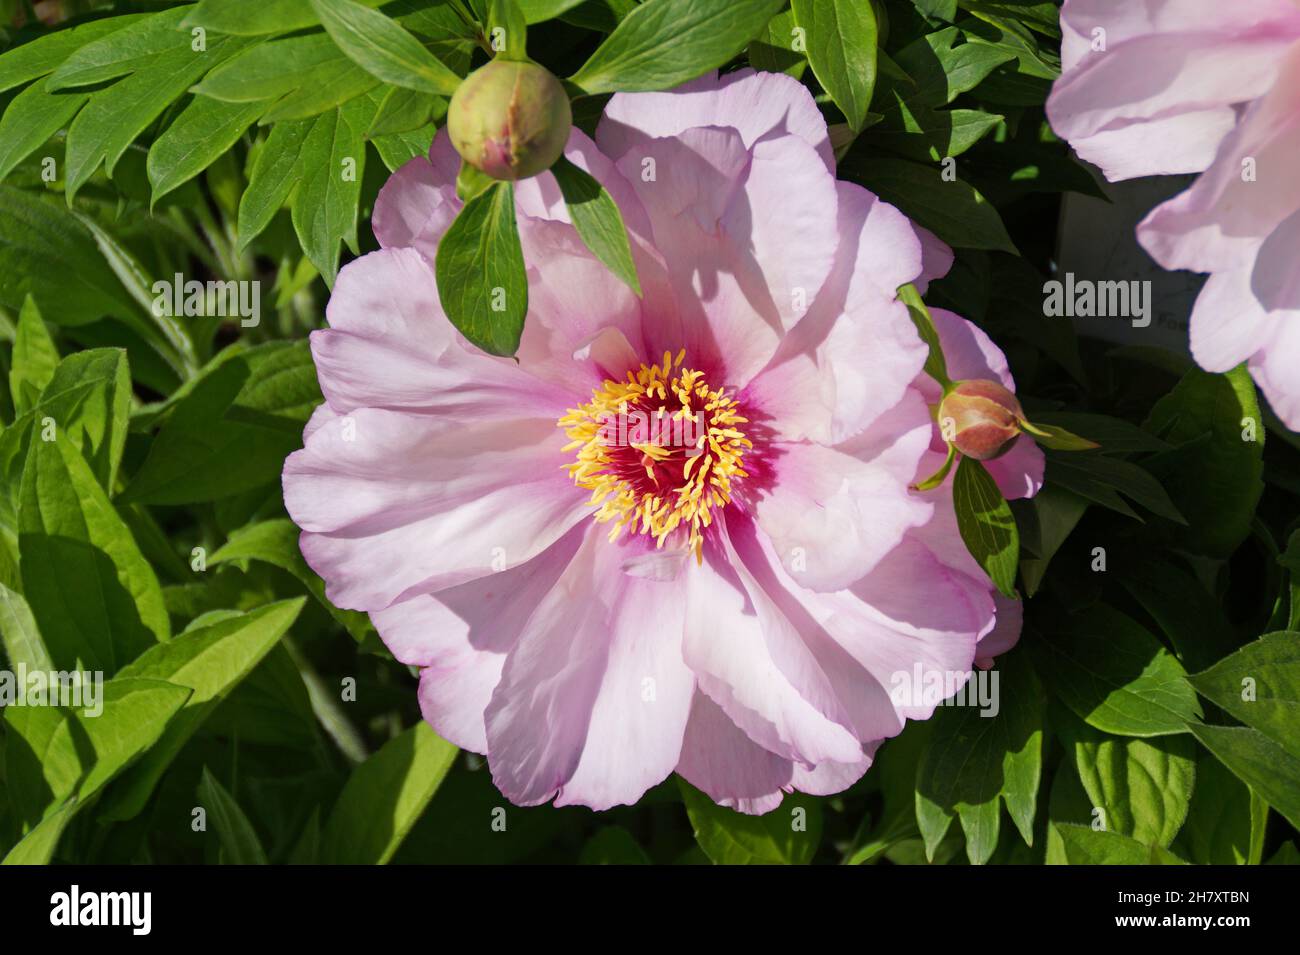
[
  {"left": 1054, "top": 825, "right": 1188, "bottom": 865},
  {"left": 952, "top": 455, "right": 1019, "bottom": 596},
  {"left": 435, "top": 180, "right": 529, "bottom": 356},
  {"left": 310, "top": 0, "right": 462, "bottom": 96},
  {"left": 679, "top": 777, "right": 823, "bottom": 864},
  {"left": 570, "top": 0, "right": 785, "bottom": 94},
  {"left": 791, "top": 0, "right": 877, "bottom": 132},
  {"left": 1189, "top": 631, "right": 1300, "bottom": 762},
  {"left": 552, "top": 156, "right": 641, "bottom": 296},
  {"left": 1030, "top": 604, "right": 1203, "bottom": 737},
  {"left": 1188, "top": 723, "right": 1300, "bottom": 831}
]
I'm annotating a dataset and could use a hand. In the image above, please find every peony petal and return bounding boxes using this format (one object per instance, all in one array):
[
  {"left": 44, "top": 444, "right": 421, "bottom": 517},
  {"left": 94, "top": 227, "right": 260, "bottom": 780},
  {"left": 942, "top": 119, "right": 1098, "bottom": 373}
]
[
  {"left": 371, "top": 525, "right": 587, "bottom": 752},
  {"left": 312, "top": 247, "right": 575, "bottom": 420},
  {"left": 284, "top": 407, "right": 587, "bottom": 610},
  {"left": 683, "top": 521, "right": 864, "bottom": 766},
  {"left": 675, "top": 690, "right": 791, "bottom": 815},
  {"left": 598, "top": 68, "right": 834, "bottom": 172},
  {"left": 484, "top": 525, "right": 695, "bottom": 809},
  {"left": 976, "top": 593, "right": 1024, "bottom": 670}
]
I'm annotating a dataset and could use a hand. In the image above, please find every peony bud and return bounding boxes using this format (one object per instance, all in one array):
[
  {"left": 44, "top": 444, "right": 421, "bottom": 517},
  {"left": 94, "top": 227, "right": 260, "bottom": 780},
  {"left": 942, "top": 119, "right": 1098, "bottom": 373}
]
[
  {"left": 446, "top": 59, "right": 572, "bottom": 181},
  {"left": 938, "top": 379, "right": 1025, "bottom": 461}
]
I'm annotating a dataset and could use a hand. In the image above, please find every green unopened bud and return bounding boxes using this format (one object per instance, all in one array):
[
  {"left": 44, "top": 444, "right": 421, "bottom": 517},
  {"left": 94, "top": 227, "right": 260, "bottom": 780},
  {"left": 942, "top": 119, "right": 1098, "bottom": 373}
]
[
  {"left": 447, "top": 59, "right": 572, "bottom": 181},
  {"left": 938, "top": 379, "right": 1025, "bottom": 461}
]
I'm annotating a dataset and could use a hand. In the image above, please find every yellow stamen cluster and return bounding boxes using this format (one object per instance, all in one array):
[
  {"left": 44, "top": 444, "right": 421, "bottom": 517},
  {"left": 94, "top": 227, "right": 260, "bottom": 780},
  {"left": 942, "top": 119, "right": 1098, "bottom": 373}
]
[{"left": 558, "top": 350, "right": 751, "bottom": 561}]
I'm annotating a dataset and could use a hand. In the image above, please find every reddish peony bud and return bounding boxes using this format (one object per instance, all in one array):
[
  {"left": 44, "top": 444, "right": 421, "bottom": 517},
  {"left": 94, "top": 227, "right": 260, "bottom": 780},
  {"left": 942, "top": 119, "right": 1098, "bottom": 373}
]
[
  {"left": 938, "top": 379, "right": 1025, "bottom": 461},
  {"left": 446, "top": 59, "right": 572, "bottom": 181}
]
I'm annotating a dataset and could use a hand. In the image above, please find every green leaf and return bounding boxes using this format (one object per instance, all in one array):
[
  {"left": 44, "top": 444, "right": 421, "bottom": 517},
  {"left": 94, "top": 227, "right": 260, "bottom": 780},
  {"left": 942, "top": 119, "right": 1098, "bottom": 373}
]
[
  {"left": 185, "top": 0, "right": 385, "bottom": 35},
  {"left": 551, "top": 156, "right": 641, "bottom": 296},
  {"left": 1178, "top": 748, "right": 1266, "bottom": 865},
  {"left": 47, "top": 8, "right": 193, "bottom": 89},
  {"left": 148, "top": 96, "right": 267, "bottom": 203},
  {"left": 196, "top": 767, "right": 269, "bottom": 865},
  {"left": 210, "top": 521, "right": 374, "bottom": 643},
  {"left": 1030, "top": 604, "right": 1203, "bottom": 737},
  {"left": 97, "top": 599, "right": 306, "bottom": 823},
  {"left": 570, "top": 0, "right": 785, "bottom": 94},
  {"left": 236, "top": 117, "right": 314, "bottom": 250},
  {"left": 1057, "top": 711, "right": 1195, "bottom": 848},
  {"left": 0, "top": 348, "right": 132, "bottom": 506},
  {"left": 9, "top": 296, "right": 59, "bottom": 416},
  {"left": 121, "top": 342, "right": 321, "bottom": 505},
  {"left": 193, "top": 33, "right": 378, "bottom": 121},
  {"left": 1020, "top": 421, "right": 1099, "bottom": 452},
  {"left": 1117, "top": 559, "right": 1238, "bottom": 673},
  {"left": 914, "top": 650, "right": 1044, "bottom": 864},
  {"left": 435, "top": 180, "right": 528, "bottom": 356},
  {"left": 0, "top": 15, "right": 147, "bottom": 94},
  {"left": 310, "top": 0, "right": 463, "bottom": 95},
  {"left": 19, "top": 433, "right": 169, "bottom": 675},
  {"left": 63, "top": 34, "right": 248, "bottom": 199},
  {"left": 886, "top": 26, "right": 1015, "bottom": 110},
  {"left": 488, "top": 0, "right": 529, "bottom": 60},
  {"left": 747, "top": 8, "right": 807, "bottom": 79},
  {"left": 0, "top": 580, "right": 52, "bottom": 673},
  {"left": 1045, "top": 452, "right": 1185, "bottom": 524},
  {"left": 952, "top": 455, "right": 1018, "bottom": 597},
  {"left": 0, "top": 82, "right": 89, "bottom": 182},
  {"left": 897, "top": 282, "right": 951, "bottom": 388},
  {"left": 1054, "top": 825, "right": 1188, "bottom": 865},
  {"left": 1188, "top": 723, "right": 1300, "bottom": 831},
  {"left": 1142, "top": 365, "right": 1264, "bottom": 557},
  {"left": 679, "top": 777, "right": 822, "bottom": 864},
  {"left": 0, "top": 185, "right": 140, "bottom": 327},
  {"left": 1189, "top": 631, "right": 1300, "bottom": 761},
  {"left": 1, "top": 799, "right": 76, "bottom": 865},
  {"left": 290, "top": 97, "right": 376, "bottom": 282},
  {"left": 841, "top": 155, "right": 1015, "bottom": 253},
  {"left": 790, "top": 0, "right": 876, "bottom": 131},
  {"left": 367, "top": 85, "right": 441, "bottom": 137},
  {"left": 1027, "top": 412, "right": 1170, "bottom": 455},
  {"left": 4, "top": 678, "right": 191, "bottom": 827},
  {"left": 873, "top": 105, "right": 1002, "bottom": 162},
  {"left": 1014, "top": 484, "right": 1087, "bottom": 597},
  {"left": 320, "top": 721, "right": 459, "bottom": 864}
]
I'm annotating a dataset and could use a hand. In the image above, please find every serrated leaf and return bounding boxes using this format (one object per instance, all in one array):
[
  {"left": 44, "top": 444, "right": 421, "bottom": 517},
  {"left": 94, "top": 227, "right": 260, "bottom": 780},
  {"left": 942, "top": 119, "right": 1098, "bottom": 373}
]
[
  {"left": 435, "top": 180, "right": 528, "bottom": 356},
  {"left": 952, "top": 454, "right": 1018, "bottom": 596},
  {"left": 320, "top": 721, "right": 458, "bottom": 864},
  {"left": 97, "top": 599, "right": 306, "bottom": 823},
  {"left": 570, "top": 0, "right": 785, "bottom": 94},
  {"left": 197, "top": 767, "right": 268, "bottom": 864},
  {"left": 551, "top": 155, "right": 641, "bottom": 296},
  {"left": 679, "top": 777, "right": 822, "bottom": 864},
  {"left": 1030, "top": 604, "right": 1202, "bottom": 737}
]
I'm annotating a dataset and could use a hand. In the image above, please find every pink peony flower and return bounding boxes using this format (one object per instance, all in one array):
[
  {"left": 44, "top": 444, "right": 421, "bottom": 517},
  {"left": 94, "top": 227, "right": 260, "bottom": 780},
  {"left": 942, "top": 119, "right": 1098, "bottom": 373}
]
[
  {"left": 282, "top": 70, "right": 1042, "bottom": 813},
  {"left": 1047, "top": 0, "right": 1300, "bottom": 427}
]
